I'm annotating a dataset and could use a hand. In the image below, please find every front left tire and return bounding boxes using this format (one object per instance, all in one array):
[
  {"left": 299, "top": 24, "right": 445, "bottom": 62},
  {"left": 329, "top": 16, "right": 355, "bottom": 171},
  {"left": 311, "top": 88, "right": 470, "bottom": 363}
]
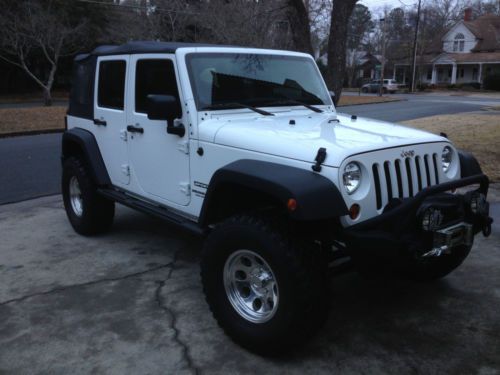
[
  {"left": 200, "top": 214, "right": 329, "bottom": 355},
  {"left": 62, "top": 157, "right": 115, "bottom": 235}
]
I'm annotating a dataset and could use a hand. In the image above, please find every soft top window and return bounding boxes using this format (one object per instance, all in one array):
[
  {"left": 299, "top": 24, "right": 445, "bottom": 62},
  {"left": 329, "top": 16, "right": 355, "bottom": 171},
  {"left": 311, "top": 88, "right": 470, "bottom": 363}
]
[{"left": 68, "top": 55, "right": 96, "bottom": 120}]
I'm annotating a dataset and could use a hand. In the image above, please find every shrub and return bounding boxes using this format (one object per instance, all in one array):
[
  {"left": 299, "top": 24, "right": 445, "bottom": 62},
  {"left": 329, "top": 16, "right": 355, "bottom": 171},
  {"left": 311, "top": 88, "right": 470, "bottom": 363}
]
[
  {"left": 417, "top": 83, "right": 428, "bottom": 91},
  {"left": 483, "top": 74, "right": 500, "bottom": 91},
  {"left": 461, "top": 82, "right": 481, "bottom": 90}
]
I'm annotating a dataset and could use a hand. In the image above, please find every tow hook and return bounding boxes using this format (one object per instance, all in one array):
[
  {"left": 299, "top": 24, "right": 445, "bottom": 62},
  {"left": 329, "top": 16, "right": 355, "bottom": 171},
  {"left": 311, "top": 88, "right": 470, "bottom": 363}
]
[{"left": 482, "top": 217, "right": 493, "bottom": 237}]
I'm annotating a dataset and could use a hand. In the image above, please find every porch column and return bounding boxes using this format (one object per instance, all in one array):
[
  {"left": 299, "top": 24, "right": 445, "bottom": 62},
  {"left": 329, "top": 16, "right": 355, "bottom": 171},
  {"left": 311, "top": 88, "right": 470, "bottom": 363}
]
[
  {"left": 431, "top": 65, "right": 437, "bottom": 84},
  {"left": 478, "top": 63, "right": 483, "bottom": 83},
  {"left": 451, "top": 63, "right": 457, "bottom": 84}
]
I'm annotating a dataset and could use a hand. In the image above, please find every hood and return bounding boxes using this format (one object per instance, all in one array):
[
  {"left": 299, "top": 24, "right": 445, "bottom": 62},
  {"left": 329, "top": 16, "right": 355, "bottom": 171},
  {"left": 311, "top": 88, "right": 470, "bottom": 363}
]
[{"left": 198, "top": 110, "right": 446, "bottom": 167}]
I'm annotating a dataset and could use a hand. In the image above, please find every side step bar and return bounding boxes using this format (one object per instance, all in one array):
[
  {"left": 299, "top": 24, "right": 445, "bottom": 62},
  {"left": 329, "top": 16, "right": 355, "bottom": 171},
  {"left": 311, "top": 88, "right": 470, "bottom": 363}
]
[{"left": 98, "top": 188, "right": 206, "bottom": 236}]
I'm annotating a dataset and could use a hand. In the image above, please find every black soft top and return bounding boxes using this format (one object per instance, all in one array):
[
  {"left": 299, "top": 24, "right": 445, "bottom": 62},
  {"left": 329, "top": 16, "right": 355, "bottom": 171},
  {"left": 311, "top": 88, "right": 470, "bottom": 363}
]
[
  {"left": 82, "top": 41, "right": 234, "bottom": 58},
  {"left": 69, "top": 41, "right": 237, "bottom": 120}
]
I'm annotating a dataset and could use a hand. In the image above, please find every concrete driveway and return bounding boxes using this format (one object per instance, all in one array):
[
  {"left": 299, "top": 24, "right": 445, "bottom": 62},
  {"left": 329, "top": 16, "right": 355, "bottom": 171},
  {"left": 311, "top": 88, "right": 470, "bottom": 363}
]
[{"left": 1, "top": 187, "right": 499, "bottom": 374}]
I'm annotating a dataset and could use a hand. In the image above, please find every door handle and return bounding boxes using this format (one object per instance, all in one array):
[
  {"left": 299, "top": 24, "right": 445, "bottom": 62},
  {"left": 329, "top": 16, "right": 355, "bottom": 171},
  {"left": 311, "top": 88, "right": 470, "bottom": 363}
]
[
  {"left": 127, "top": 125, "right": 144, "bottom": 134},
  {"left": 93, "top": 119, "right": 107, "bottom": 126}
]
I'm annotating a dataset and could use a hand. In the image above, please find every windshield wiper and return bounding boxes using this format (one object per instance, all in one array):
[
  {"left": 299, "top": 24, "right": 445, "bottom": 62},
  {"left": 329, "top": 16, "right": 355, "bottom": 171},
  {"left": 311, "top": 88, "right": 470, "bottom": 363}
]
[
  {"left": 266, "top": 99, "right": 324, "bottom": 113},
  {"left": 202, "top": 102, "right": 274, "bottom": 116}
]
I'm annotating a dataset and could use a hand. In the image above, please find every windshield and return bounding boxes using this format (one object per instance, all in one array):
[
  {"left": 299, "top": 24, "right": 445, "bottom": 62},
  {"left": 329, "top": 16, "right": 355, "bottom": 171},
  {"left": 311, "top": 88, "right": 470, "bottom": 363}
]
[{"left": 186, "top": 53, "right": 331, "bottom": 111}]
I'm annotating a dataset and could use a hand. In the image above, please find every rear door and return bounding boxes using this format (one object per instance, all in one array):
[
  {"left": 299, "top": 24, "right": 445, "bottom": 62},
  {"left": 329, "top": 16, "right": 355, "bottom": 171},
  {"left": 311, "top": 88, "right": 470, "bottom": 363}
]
[
  {"left": 125, "top": 54, "right": 190, "bottom": 206},
  {"left": 94, "top": 56, "right": 130, "bottom": 186}
]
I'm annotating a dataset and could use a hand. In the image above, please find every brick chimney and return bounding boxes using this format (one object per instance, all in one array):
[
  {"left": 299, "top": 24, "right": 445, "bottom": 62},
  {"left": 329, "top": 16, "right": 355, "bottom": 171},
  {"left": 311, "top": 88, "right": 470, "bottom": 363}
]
[{"left": 464, "top": 7, "right": 473, "bottom": 22}]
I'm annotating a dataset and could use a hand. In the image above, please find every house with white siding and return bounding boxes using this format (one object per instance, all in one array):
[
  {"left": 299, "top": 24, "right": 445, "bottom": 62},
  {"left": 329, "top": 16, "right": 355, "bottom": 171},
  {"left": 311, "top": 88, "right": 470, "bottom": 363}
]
[{"left": 393, "top": 9, "right": 500, "bottom": 86}]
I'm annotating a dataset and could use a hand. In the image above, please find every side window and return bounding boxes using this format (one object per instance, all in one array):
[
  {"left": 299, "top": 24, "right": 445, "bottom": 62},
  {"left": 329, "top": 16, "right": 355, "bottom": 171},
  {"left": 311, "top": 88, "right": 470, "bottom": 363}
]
[
  {"left": 135, "top": 59, "right": 181, "bottom": 114},
  {"left": 98, "top": 60, "right": 126, "bottom": 110}
]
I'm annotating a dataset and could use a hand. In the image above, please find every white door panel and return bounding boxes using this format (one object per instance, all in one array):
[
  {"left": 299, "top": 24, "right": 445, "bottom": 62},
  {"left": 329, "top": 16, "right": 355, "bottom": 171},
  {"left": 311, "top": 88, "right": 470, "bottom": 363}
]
[
  {"left": 126, "top": 54, "right": 190, "bottom": 206},
  {"left": 94, "top": 55, "right": 130, "bottom": 186}
]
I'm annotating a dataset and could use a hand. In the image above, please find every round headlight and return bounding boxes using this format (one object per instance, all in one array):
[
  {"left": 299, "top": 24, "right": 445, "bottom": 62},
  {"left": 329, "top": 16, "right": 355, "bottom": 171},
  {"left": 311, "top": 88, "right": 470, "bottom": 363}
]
[
  {"left": 343, "top": 162, "right": 361, "bottom": 194},
  {"left": 442, "top": 146, "right": 453, "bottom": 173}
]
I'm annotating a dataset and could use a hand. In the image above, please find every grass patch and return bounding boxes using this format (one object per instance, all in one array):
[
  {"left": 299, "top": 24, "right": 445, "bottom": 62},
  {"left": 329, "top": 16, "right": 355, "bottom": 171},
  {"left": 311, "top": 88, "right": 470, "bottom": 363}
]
[
  {"left": 0, "top": 91, "right": 69, "bottom": 104},
  {"left": 337, "top": 95, "right": 400, "bottom": 106},
  {"left": 0, "top": 106, "right": 66, "bottom": 135},
  {"left": 403, "top": 113, "right": 500, "bottom": 181}
]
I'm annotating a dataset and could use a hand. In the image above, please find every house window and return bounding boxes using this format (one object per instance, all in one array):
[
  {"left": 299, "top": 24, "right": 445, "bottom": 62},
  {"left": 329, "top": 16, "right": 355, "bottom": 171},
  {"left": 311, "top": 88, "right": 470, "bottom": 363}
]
[
  {"left": 460, "top": 68, "right": 465, "bottom": 78},
  {"left": 453, "top": 33, "right": 465, "bottom": 52},
  {"left": 427, "top": 67, "right": 432, "bottom": 80}
]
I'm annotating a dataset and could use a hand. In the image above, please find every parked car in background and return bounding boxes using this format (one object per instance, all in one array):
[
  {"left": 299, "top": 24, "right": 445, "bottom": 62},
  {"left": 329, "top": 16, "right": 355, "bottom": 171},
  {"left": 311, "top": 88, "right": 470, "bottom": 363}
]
[{"left": 361, "top": 79, "right": 400, "bottom": 94}]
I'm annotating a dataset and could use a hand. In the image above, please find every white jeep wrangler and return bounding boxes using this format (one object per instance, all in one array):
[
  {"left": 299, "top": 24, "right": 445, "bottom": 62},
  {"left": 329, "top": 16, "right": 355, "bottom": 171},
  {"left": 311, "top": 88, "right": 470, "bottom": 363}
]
[{"left": 63, "top": 41, "right": 492, "bottom": 355}]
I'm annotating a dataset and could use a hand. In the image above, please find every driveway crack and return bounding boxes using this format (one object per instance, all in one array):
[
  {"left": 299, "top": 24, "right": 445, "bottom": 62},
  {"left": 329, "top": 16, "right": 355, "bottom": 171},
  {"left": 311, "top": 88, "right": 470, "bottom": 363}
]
[
  {"left": 0, "top": 262, "right": 174, "bottom": 306},
  {"left": 154, "top": 252, "right": 200, "bottom": 375}
]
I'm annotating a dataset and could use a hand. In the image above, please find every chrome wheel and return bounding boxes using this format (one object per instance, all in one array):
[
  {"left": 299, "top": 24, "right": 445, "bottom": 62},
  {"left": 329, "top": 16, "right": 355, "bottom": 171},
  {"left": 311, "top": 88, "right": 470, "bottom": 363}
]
[
  {"left": 69, "top": 176, "right": 83, "bottom": 217},
  {"left": 223, "top": 249, "right": 279, "bottom": 323}
]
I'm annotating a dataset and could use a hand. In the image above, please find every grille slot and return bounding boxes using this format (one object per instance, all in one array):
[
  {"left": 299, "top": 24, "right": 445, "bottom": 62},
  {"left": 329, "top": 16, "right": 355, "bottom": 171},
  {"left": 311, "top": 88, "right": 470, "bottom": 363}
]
[
  {"left": 372, "top": 164, "right": 382, "bottom": 210},
  {"left": 372, "top": 152, "right": 439, "bottom": 210}
]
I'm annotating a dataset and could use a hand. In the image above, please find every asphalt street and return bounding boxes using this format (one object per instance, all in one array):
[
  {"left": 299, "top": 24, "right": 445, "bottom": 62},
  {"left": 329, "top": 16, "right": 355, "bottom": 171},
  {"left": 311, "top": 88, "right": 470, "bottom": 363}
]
[
  {"left": 0, "top": 188, "right": 499, "bottom": 374},
  {"left": 340, "top": 92, "right": 500, "bottom": 122},
  {"left": 1, "top": 92, "right": 500, "bottom": 204}
]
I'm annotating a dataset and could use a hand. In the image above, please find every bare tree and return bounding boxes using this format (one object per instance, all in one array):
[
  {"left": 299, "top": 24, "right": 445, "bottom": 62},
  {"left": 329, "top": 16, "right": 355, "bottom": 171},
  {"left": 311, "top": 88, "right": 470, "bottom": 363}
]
[
  {"left": 326, "top": 0, "right": 359, "bottom": 103},
  {"left": 0, "top": 0, "right": 89, "bottom": 105},
  {"left": 287, "top": 0, "right": 314, "bottom": 54}
]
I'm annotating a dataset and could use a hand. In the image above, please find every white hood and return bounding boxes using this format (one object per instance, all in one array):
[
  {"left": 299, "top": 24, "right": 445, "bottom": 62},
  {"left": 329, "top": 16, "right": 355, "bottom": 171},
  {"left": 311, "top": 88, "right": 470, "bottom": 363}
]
[{"left": 198, "top": 110, "right": 446, "bottom": 167}]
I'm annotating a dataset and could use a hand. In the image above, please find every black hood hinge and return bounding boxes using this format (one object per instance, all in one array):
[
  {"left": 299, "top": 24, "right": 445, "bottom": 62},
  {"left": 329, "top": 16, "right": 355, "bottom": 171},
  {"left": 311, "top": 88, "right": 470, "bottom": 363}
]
[{"left": 312, "top": 147, "right": 327, "bottom": 172}]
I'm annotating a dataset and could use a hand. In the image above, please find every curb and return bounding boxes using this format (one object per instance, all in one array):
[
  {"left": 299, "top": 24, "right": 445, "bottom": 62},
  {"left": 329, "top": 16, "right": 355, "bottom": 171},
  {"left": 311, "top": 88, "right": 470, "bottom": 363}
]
[
  {"left": 0, "top": 128, "right": 64, "bottom": 139},
  {"left": 337, "top": 98, "right": 406, "bottom": 107}
]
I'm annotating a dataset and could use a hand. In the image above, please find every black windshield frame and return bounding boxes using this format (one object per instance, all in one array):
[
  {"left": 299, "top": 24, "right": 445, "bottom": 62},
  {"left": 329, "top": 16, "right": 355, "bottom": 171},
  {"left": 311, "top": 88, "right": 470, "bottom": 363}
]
[{"left": 185, "top": 52, "right": 331, "bottom": 111}]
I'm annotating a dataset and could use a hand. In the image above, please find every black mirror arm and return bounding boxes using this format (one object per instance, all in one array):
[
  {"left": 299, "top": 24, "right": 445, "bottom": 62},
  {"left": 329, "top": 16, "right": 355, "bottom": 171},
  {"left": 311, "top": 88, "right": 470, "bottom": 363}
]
[{"left": 167, "top": 119, "right": 185, "bottom": 137}]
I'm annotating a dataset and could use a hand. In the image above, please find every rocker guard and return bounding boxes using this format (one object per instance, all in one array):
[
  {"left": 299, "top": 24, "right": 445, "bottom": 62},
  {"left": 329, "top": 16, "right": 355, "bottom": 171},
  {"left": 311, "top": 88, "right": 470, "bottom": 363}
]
[{"left": 342, "top": 174, "right": 492, "bottom": 258}]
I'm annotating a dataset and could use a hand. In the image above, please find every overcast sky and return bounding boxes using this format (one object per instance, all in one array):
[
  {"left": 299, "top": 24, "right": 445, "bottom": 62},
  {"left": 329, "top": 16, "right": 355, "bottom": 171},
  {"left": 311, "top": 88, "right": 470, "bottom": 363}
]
[{"left": 359, "top": 0, "right": 419, "bottom": 12}]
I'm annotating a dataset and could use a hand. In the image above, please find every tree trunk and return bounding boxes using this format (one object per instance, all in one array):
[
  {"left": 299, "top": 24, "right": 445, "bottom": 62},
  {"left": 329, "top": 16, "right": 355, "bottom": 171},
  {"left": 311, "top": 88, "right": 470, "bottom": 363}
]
[
  {"left": 287, "top": 0, "right": 313, "bottom": 55},
  {"left": 43, "top": 63, "right": 58, "bottom": 107},
  {"left": 326, "top": 0, "right": 358, "bottom": 105},
  {"left": 43, "top": 87, "right": 52, "bottom": 106}
]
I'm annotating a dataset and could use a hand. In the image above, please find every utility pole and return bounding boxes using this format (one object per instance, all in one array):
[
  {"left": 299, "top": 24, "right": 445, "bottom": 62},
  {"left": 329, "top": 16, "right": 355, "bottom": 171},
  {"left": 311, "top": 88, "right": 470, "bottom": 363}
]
[
  {"left": 379, "top": 11, "right": 387, "bottom": 97},
  {"left": 410, "top": 0, "right": 422, "bottom": 93}
]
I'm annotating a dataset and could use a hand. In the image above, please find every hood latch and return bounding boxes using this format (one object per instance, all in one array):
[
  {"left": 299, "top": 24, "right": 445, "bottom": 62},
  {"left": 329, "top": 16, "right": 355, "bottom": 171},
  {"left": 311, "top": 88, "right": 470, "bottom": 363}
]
[{"left": 312, "top": 147, "right": 327, "bottom": 172}]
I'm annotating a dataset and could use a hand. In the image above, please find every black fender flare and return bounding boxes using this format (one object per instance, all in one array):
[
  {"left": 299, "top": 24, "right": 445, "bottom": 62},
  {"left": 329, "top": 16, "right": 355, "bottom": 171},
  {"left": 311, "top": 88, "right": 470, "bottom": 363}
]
[
  {"left": 61, "top": 128, "right": 111, "bottom": 186},
  {"left": 458, "top": 149, "right": 482, "bottom": 178},
  {"left": 198, "top": 159, "right": 348, "bottom": 226}
]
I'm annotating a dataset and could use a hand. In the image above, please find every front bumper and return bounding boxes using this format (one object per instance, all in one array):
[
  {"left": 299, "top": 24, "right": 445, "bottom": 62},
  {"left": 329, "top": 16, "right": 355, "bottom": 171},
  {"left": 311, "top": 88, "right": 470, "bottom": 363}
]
[{"left": 343, "top": 174, "right": 493, "bottom": 258}]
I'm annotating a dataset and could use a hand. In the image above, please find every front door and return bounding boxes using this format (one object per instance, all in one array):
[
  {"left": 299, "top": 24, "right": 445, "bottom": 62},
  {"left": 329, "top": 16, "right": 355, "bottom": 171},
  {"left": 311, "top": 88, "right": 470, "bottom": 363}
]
[{"left": 125, "top": 54, "right": 190, "bottom": 206}]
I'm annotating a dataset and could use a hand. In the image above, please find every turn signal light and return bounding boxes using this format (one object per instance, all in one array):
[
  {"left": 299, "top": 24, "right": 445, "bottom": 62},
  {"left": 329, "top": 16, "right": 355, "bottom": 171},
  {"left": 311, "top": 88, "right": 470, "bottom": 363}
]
[
  {"left": 287, "top": 198, "right": 297, "bottom": 212},
  {"left": 349, "top": 204, "right": 360, "bottom": 220}
]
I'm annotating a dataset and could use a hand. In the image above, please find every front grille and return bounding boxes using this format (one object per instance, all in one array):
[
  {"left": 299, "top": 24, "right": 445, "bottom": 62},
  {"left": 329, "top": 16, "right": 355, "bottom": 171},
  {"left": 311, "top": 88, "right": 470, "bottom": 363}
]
[{"left": 372, "top": 153, "right": 440, "bottom": 210}]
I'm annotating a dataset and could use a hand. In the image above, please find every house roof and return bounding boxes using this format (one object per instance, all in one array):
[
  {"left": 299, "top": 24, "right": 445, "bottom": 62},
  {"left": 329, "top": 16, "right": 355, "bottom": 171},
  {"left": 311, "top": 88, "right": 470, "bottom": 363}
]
[
  {"left": 468, "top": 14, "right": 500, "bottom": 52},
  {"left": 394, "top": 51, "right": 500, "bottom": 65}
]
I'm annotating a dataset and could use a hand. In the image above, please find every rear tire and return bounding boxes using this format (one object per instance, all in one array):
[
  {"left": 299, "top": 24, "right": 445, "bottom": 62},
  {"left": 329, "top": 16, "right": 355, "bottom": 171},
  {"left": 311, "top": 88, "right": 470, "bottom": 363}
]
[
  {"left": 62, "top": 157, "right": 115, "bottom": 235},
  {"left": 200, "top": 214, "right": 329, "bottom": 355},
  {"left": 361, "top": 87, "right": 369, "bottom": 93}
]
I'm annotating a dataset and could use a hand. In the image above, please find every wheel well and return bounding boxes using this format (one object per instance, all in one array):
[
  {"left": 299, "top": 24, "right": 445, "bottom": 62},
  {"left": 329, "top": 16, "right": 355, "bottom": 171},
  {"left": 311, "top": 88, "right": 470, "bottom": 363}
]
[
  {"left": 201, "top": 183, "right": 285, "bottom": 226},
  {"left": 62, "top": 139, "right": 85, "bottom": 161}
]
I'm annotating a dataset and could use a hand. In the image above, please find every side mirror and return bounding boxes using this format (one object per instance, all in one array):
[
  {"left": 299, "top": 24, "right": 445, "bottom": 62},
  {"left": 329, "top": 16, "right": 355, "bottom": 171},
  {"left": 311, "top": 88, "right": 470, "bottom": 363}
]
[{"left": 146, "top": 94, "right": 185, "bottom": 137}]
